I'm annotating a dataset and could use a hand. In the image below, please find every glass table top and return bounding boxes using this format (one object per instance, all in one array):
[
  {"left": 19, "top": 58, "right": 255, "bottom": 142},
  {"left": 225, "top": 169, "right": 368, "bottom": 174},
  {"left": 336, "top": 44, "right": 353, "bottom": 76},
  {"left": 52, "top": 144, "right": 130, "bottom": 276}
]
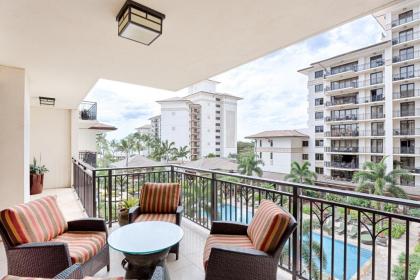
[{"left": 108, "top": 221, "right": 184, "bottom": 255}]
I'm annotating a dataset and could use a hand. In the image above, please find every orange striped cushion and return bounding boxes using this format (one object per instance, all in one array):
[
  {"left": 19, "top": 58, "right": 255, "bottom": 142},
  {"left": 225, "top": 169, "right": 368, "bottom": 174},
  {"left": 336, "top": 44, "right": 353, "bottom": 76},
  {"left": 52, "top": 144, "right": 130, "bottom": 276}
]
[
  {"left": 134, "top": 213, "right": 176, "bottom": 223},
  {"left": 247, "top": 200, "right": 291, "bottom": 252},
  {"left": 0, "top": 196, "right": 68, "bottom": 246},
  {"left": 139, "top": 183, "right": 181, "bottom": 213},
  {"left": 49, "top": 231, "right": 106, "bottom": 264},
  {"left": 203, "top": 234, "right": 254, "bottom": 269}
]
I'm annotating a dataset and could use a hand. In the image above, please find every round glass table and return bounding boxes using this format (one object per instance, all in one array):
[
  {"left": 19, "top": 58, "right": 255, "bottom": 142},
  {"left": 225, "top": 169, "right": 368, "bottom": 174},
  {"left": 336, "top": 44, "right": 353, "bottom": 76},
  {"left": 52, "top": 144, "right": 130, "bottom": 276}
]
[{"left": 108, "top": 221, "right": 184, "bottom": 280}]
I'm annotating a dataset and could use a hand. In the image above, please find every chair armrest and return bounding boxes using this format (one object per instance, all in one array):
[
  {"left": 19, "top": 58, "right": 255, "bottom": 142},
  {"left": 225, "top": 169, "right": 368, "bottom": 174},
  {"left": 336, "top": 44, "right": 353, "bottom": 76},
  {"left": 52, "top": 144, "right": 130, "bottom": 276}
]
[
  {"left": 176, "top": 205, "right": 184, "bottom": 214},
  {"left": 128, "top": 206, "right": 141, "bottom": 223},
  {"left": 54, "top": 264, "right": 83, "bottom": 279},
  {"left": 210, "top": 221, "right": 248, "bottom": 235},
  {"left": 67, "top": 218, "right": 107, "bottom": 233},
  {"left": 8, "top": 242, "right": 72, "bottom": 277},
  {"left": 206, "top": 246, "right": 275, "bottom": 280}
]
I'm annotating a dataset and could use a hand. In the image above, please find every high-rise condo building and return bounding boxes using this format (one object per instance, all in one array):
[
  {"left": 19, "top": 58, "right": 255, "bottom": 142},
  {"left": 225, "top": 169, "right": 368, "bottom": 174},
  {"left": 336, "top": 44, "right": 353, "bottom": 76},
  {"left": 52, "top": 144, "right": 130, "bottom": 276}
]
[{"left": 299, "top": 0, "right": 420, "bottom": 190}]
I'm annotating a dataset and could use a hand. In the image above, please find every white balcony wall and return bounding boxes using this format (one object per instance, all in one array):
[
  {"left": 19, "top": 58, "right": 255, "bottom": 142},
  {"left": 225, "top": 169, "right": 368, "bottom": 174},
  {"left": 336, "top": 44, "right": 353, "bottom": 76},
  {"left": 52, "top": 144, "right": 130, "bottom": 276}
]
[
  {"left": 78, "top": 127, "right": 98, "bottom": 152},
  {"left": 0, "top": 65, "right": 30, "bottom": 207},
  {"left": 30, "top": 107, "right": 72, "bottom": 189}
]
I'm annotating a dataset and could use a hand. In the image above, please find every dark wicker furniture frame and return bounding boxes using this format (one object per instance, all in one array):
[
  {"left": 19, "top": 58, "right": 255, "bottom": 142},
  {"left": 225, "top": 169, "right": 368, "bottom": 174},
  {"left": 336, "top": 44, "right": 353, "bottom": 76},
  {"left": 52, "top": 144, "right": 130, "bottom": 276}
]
[
  {"left": 0, "top": 218, "right": 110, "bottom": 278},
  {"left": 205, "top": 216, "right": 297, "bottom": 280}
]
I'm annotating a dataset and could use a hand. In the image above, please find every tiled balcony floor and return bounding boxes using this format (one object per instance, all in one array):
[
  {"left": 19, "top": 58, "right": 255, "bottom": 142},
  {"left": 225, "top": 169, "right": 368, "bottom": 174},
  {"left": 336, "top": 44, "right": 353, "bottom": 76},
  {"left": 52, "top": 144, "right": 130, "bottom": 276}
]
[{"left": 0, "top": 188, "right": 292, "bottom": 280}]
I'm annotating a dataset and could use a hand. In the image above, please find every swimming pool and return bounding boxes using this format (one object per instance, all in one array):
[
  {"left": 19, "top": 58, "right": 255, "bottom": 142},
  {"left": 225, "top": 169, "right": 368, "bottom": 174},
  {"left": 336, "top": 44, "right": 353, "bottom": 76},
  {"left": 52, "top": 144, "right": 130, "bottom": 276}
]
[
  {"left": 304, "top": 233, "right": 372, "bottom": 280},
  {"left": 215, "top": 204, "right": 253, "bottom": 224}
]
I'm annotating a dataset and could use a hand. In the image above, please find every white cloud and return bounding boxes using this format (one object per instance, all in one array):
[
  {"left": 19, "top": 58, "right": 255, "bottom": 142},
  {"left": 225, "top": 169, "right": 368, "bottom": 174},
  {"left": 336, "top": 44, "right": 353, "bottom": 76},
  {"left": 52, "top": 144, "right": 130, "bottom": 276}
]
[{"left": 85, "top": 15, "right": 384, "bottom": 141}]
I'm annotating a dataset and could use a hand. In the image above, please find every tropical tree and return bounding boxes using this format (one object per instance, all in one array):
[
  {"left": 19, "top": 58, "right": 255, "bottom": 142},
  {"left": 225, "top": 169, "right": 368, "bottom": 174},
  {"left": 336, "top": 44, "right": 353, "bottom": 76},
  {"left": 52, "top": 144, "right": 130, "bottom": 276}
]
[
  {"left": 353, "top": 157, "right": 409, "bottom": 208},
  {"left": 161, "top": 140, "right": 176, "bottom": 162},
  {"left": 176, "top": 146, "right": 190, "bottom": 163},
  {"left": 238, "top": 154, "right": 264, "bottom": 177},
  {"left": 149, "top": 140, "right": 164, "bottom": 161},
  {"left": 118, "top": 139, "right": 133, "bottom": 167},
  {"left": 109, "top": 139, "right": 119, "bottom": 158},
  {"left": 285, "top": 161, "right": 317, "bottom": 185},
  {"left": 96, "top": 133, "right": 109, "bottom": 159},
  {"left": 130, "top": 132, "right": 144, "bottom": 155}
]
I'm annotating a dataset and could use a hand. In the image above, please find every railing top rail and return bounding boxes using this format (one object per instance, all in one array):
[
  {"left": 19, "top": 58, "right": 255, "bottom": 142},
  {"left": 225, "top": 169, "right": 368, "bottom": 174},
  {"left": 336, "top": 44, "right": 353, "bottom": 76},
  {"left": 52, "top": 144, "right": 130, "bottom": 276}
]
[{"left": 71, "top": 158, "right": 420, "bottom": 208}]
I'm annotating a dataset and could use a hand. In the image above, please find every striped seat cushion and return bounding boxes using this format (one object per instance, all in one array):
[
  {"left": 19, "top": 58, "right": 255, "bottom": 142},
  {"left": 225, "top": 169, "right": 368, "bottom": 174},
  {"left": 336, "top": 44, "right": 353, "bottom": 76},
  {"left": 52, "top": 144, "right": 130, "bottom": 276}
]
[
  {"left": 247, "top": 200, "right": 291, "bottom": 252},
  {"left": 134, "top": 213, "right": 176, "bottom": 223},
  {"left": 203, "top": 234, "right": 254, "bottom": 269},
  {"left": 1, "top": 277, "right": 123, "bottom": 280},
  {"left": 139, "top": 183, "right": 181, "bottom": 214},
  {"left": 49, "top": 231, "right": 106, "bottom": 264},
  {"left": 0, "top": 196, "right": 68, "bottom": 246}
]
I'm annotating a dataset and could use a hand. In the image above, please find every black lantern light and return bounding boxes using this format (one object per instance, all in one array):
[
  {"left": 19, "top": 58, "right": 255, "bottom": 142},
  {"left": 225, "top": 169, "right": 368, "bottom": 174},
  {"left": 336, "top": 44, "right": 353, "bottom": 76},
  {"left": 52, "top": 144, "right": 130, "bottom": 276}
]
[
  {"left": 39, "top": 97, "right": 55, "bottom": 106},
  {"left": 116, "top": 0, "right": 165, "bottom": 45}
]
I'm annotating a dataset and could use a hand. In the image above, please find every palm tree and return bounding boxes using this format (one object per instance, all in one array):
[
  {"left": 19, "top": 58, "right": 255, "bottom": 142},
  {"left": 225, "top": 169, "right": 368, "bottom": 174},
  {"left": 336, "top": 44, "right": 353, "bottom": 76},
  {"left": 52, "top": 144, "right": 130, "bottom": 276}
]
[
  {"left": 285, "top": 161, "right": 317, "bottom": 185},
  {"left": 161, "top": 140, "right": 176, "bottom": 162},
  {"left": 353, "top": 157, "right": 409, "bottom": 204},
  {"left": 118, "top": 139, "right": 133, "bottom": 167},
  {"left": 238, "top": 154, "right": 264, "bottom": 177},
  {"left": 176, "top": 146, "right": 190, "bottom": 163},
  {"left": 130, "top": 132, "right": 144, "bottom": 155},
  {"left": 96, "top": 133, "right": 109, "bottom": 159},
  {"left": 149, "top": 140, "right": 164, "bottom": 161}
]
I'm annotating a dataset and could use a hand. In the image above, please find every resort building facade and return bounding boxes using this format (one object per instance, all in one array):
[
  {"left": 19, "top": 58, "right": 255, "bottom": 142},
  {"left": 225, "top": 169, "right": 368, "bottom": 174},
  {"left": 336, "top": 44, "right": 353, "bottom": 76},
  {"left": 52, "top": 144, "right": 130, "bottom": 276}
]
[{"left": 300, "top": 0, "right": 420, "bottom": 189}]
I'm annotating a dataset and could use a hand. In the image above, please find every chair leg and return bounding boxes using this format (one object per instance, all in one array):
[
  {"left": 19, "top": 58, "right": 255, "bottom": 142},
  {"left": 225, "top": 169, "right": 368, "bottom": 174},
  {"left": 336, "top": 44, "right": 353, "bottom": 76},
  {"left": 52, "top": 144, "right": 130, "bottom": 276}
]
[{"left": 107, "top": 264, "right": 110, "bottom": 272}]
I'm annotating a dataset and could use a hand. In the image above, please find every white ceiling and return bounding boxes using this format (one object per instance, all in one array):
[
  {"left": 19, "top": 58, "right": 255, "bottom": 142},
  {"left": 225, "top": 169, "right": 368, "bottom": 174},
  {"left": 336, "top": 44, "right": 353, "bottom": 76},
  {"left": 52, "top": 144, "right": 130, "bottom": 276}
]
[{"left": 0, "top": 0, "right": 399, "bottom": 108}]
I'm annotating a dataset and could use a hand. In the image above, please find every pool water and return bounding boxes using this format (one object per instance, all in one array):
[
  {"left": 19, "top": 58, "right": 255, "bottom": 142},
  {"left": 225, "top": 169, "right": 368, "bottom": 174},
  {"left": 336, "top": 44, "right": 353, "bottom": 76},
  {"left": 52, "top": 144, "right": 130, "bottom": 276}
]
[
  {"left": 216, "top": 204, "right": 253, "bottom": 224},
  {"left": 304, "top": 233, "right": 372, "bottom": 280}
]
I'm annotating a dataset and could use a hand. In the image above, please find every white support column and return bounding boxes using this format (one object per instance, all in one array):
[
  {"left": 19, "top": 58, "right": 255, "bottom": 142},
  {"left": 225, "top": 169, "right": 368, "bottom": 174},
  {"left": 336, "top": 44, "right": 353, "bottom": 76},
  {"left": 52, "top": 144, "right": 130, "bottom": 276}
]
[
  {"left": 0, "top": 65, "right": 30, "bottom": 207},
  {"left": 384, "top": 46, "right": 394, "bottom": 173}
]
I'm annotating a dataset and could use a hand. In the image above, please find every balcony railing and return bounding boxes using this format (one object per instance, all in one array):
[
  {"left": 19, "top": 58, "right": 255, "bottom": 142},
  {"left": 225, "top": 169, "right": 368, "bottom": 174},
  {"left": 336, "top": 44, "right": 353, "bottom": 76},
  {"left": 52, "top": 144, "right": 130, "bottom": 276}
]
[
  {"left": 392, "top": 31, "right": 420, "bottom": 45},
  {"left": 325, "top": 161, "right": 359, "bottom": 169},
  {"left": 393, "top": 109, "right": 420, "bottom": 117},
  {"left": 393, "top": 147, "right": 420, "bottom": 154},
  {"left": 391, "top": 12, "right": 420, "bottom": 28},
  {"left": 393, "top": 89, "right": 420, "bottom": 99},
  {"left": 324, "top": 60, "right": 384, "bottom": 78},
  {"left": 79, "top": 101, "right": 97, "bottom": 120},
  {"left": 325, "top": 113, "right": 385, "bottom": 122},
  {"left": 393, "top": 50, "right": 420, "bottom": 63},
  {"left": 393, "top": 69, "right": 420, "bottom": 81},
  {"left": 393, "top": 128, "right": 420, "bottom": 136},
  {"left": 72, "top": 158, "right": 420, "bottom": 280},
  {"left": 325, "top": 146, "right": 383, "bottom": 154},
  {"left": 79, "top": 151, "right": 97, "bottom": 167}
]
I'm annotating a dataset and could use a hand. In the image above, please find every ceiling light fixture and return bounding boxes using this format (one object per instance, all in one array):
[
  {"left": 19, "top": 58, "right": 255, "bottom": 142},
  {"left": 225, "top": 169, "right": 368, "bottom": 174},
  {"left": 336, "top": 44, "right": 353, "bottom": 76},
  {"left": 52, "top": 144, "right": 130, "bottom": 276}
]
[
  {"left": 116, "top": 0, "right": 165, "bottom": 45},
  {"left": 39, "top": 96, "right": 55, "bottom": 106}
]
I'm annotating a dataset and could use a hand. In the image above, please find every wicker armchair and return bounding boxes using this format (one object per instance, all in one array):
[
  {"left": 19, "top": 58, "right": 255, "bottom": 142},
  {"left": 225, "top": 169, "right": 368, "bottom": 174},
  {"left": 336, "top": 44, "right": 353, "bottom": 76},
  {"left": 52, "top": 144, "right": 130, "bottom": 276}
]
[
  {"left": 128, "top": 182, "right": 183, "bottom": 259},
  {"left": 0, "top": 196, "right": 110, "bottom": 278},
  {"left": 204, "top": 200, "right": 297, "bottom": 280}
]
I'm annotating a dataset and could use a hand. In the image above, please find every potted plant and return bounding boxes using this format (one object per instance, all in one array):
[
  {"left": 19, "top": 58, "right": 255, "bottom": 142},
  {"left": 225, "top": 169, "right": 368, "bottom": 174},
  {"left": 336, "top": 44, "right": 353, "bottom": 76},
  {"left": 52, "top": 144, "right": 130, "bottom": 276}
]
[
  {"left": 29, "top": 157, "right": 48, "bottom": 195},
  {"left": 118, "top": 197, "right": 139, "bottom": 226}
]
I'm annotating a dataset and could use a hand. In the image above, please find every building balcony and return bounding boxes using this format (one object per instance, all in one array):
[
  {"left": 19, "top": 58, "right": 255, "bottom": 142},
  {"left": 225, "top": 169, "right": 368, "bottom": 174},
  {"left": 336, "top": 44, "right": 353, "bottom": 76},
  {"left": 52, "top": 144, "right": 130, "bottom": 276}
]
[
  {"left": 79, "top": 101, "right": 97, "bottom": 121},
  {"left": 78, "top": 151, "right": 97, "bottom": 167},
  {"left": 393, "top": 109, "right": 420, "bottom": 118},
  {"left": 393, "top": 89, "right": 420, "bottom": 100},
  {"left": 393, "top": 128, "right": 420, "bottom": 136},
  {"left": 390, "top": 12, "right": 420, "bottom": 29},
  {"left": 325, "top": 113, "right": 385, "bottom": 123},
  {"left": 393, "top": 70, "right": 420, "bottom": 82},
  {"left": 393, "top": 147, "right": 420, "bottom": 155},
  {"left": 68, "top": 159, "right": 420, "bottom": 280},
  {"left": 392, "top": 50, "right": 420, "bottom": 64},
  {"left": 324, "top": 60, "right": 384, "bottom": 81},
  {"left": 392, "top": 31, "right": 420, "bottom": 46},
  {"left": 324, "top": 161, "right": 359, "bottom": 169},
  {"left": 324, "top": 147, "right": 383, "bottom": 154}
]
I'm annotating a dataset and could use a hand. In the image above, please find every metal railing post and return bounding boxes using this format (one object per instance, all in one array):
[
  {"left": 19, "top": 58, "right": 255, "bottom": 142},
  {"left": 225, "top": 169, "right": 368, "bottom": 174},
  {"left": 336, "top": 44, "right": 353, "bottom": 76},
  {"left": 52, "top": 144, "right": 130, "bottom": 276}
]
[
  {"left": 170, "top": 165, "right": 175, "bottom": 183},
  {"left": 107, "top": 169, "right": 113, "bottom": 228},
  {"left": 92, "top": 169, "right": 97, "bottom": 217},
  {"left": 210, "top": 172, "right": 217, "bottom": 222},
  {"left": 292, "top": 187, "right": 300, "bottom": 280}
]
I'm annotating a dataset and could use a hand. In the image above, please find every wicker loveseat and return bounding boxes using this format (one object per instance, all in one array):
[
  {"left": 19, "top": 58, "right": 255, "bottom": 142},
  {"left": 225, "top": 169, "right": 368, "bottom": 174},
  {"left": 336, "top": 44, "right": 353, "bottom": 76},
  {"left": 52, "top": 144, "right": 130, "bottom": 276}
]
[
  {"left": 203, "top": 200, "right": 297, "bottom": 280},
  {"left": 0, "top": 196, "right": 110, "bottom": 278},
  {"left": 128, "top": 182, "right": 183, "bottom": 259}
]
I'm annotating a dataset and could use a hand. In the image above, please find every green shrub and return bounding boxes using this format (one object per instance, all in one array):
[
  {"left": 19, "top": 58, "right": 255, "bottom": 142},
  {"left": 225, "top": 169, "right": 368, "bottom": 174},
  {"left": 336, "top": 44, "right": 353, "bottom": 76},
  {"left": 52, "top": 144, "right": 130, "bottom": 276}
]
[
  {"left": 348, "top": 197, "right": 371, "bottom": 208},
  {"left": 408, "top": 208, "right": 420, "bottom": 218},
  {"left": 302, "top": 204, "right": 311, "bottom": 215},
  {"left": 393, "top": 252, "right": 420, "bottom": 280},
  {"left": 378, "top": 223, "right": 406, "bottom": 239}
]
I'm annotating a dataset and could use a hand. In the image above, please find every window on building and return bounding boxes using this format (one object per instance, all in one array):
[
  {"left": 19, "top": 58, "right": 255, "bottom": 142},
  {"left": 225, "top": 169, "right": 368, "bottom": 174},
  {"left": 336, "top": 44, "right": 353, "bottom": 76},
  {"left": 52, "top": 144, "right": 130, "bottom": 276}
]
[
  {"left": 331, "top": 61, "right": 358, "bottom": 75},
  {"left": 399, "top": 47, "right": 414, "bottom": 61},
  {"left": 401, "top": 120, "right": 415, "bottom": 135},
  {"left": 302, "top": 154, "right": 309, "bottom": 160},
  {"left": 370, "top": 105, "right": 384, "bottom": 119},
  {"left": 315, "top": 140, "right": 324, "bottom": 147},
  {"left": 315, "top": 70, "right": 323, "bottom": 79},
  {"left": 331, "top": 77, "right": 358, "bottom": 90},
  {"left": 399, "top": 28, "right": 413, "bottom": 43},
  {"left": 216, "top": 117, "right": 221, "bottom": 120},
  {"left": 401, "top": 101, "right": 415, "bottom": 116},
  {"left": 215, "top": 148, "right": 220, "bottom": 152},
  {"left": 399, "top": 10, "right": 413, "bottom": 25},
  {"left": 315, "top": 167, "right": 324, "bottom": 175},
  {"left": 331, "top": 108, "right": 358, "bottom": 121},
  {"left": 370, "top": 72, "right": 383, "bottom": 85},
  {"left": 315, "top": 98, "right": 324, "bottom": 106},
  {"left": 371, "top": 139, "right": 383, "bottom": 153},
  {"left": 302, "top": 141, "right": 309, "bottom": 147},
  {"left": 315, "top": 84, "right": 323, "bottom": 92},
  {"left": 216, "top": 123, "right": 221, "bottom": 127},
  {"left": 216, "top": 104, "right": 221, "bottom": 108},
  {"left": 400, "top": 64, "right": 414, "bottom": 80},
  {"left": 269, "top": 139, "right": 273, "bottom": 147},
  {"left": 315, "top": 111, "right": 324, "bottom": 120},
  {"left": 216, "top": 136, "right": 220, "bottom": 139},
  {"left": 370, "top": 88, "right": 383, "bottom": 101},
  {"left": 371, "top": 156, "right": 383, "bottom": 163},
  {"left": 400, "top": 83, "right": 415, "bottom": 98},
  {"left": 315, "top": 153, "right": 324, "bottom": 161},
  {"left": 370, "top": 55, "right": 383, "bottom": 68},
  {"left": 270, "top": 152, "right": 273, "bottom": 160},
  {"left": 371, "top": 122, "right": 384, "bottom": 136},
  {"left": 216, "top": 98, "right": 221, "bottom": 101},
  {"left": 215, "top": 129, "right": 221, "bottom": 133},
  {"left": 259, "top": 152, "right": 262, "bottom": 159},
  {"left": 259, "top": 140, "right": 262, "bottom": 147},
  {"left": 315, "top": 126, "right": 324, "bottom": 133}
]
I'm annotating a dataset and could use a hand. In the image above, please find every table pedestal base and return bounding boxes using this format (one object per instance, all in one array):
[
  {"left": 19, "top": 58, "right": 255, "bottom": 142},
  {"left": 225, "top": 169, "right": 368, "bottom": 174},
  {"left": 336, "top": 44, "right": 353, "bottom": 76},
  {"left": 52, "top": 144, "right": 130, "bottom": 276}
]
[{"left": 122, "top": 249, "right": 170, "bottom": 280}]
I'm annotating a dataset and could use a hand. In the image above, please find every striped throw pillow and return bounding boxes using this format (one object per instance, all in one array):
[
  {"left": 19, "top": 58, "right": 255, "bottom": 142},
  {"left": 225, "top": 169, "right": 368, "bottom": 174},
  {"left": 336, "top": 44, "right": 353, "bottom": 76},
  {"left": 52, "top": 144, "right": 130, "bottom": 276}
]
[
  {"left": 247, "top": 200, "right": 291, "bottom": 252},
  {"left": 0, "top": 195, "right": 68, "bottom": 246},
  {"left": 139, "top": 183, "right": 181, "bottom": 214}
]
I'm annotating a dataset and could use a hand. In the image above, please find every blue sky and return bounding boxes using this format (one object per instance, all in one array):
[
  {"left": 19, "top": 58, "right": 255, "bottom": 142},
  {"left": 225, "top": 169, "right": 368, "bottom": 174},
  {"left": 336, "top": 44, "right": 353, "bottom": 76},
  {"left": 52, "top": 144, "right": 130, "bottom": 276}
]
[{"left": 86, "top": 15, "right": 384, "bottom": 141}]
